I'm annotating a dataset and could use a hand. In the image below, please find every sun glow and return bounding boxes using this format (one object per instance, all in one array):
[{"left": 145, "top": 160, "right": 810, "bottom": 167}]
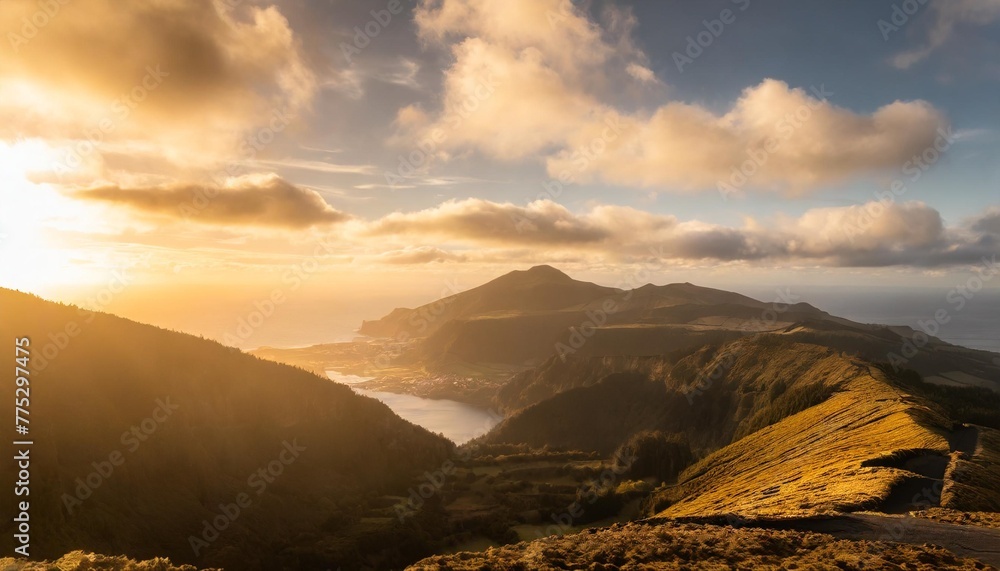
[{"left": 0, "top": 139, "right": 102, "bottom": 293}]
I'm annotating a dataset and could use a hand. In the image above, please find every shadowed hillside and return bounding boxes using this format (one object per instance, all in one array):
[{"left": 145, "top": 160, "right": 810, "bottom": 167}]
[
  {"left": 495, "top": 354, "right": 675, "bottom": 413},
  {"left": 0, "top": 288, "right": 452, "bottom": 570},
  {"left": 483, "top": 338, "right": 853, "bottom": 456}
]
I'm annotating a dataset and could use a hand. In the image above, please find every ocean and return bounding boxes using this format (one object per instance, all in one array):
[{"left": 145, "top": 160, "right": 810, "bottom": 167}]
[{"left": 740, "top": 286, "right": 1000, "bottom": 354}]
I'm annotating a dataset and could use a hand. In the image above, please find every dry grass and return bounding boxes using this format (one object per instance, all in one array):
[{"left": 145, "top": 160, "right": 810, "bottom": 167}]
[
  {"left": 407, "top": 521, "right": 991, "bottom": 570},
  {"left": 910, "top": 508, "right": 1000, "bottom": 529},
  {"left": 661, "top": 361, "right": 953, "bottom": 517},
  {"left": 943, "top": 426, "right": 1000, "bottom": 511},
  {"left": 0, "top": 551, "right": 219, "bottom": 570}
]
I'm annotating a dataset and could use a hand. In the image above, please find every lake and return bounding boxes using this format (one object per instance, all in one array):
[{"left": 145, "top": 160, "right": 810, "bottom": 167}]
[{"left": 326, "top": 371, "right": 502, "bottom": 444}]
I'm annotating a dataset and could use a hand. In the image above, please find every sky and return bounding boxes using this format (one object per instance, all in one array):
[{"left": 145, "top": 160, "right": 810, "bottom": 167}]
[{"left": 0, "top": 0, "right": 998, "bottom": 346}]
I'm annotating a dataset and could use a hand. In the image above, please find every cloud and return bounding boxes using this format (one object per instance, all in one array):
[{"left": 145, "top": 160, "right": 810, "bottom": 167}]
[
  {"left": 74, "top": 176, "right": 349, "bottom": 228},
  {"left": 415, "top": 0, "right": 614, "bottom": 77},
  {"left": 971, "top": 208, "right": 1000, "bottom": 235},
  {"left": 0, "top": 0, "right": 315, "bottom": 165},
  {"left": 252, "top": 158, "right": 376, "bottom": 175},
  {"left": 555, "top": 81, "right": 949, "bottom": 193},
  {"left": 360, "top": 198, "right": 996, "bottom": 268},
  {"left": 892, "top": 0, "right": 1000, "bottom": 69},
  {"left": 325, "top": 58, "right": 421, "bottom": 99},
  {"left": 365, "top": 198, "right": 608, "bottom": 245},
  {"left": 398, "top": 0, "right": 655, "bottom": 161},
  {"left": 402, "top": 0, "right": 950, "bottom": 193},
  {"left": 625, "top": 63, "right": 659, "bottom": 84},
  {"left": 376, "top": 247, "right": 467, "bottom": 264}
]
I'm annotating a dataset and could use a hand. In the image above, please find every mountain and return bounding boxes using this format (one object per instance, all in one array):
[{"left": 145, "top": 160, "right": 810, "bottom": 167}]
[
  {"left": 243, "top": 266, "right": 1000, "bottom": 568},
  {"left": 0, "top": 288, "right": 452, "bottom": 570},
  {"left": 359, "top": 265, "right": 618, "bottom": 339},
  {"left": 354, "top": 267, "right": 1000, "bottom": 389}
]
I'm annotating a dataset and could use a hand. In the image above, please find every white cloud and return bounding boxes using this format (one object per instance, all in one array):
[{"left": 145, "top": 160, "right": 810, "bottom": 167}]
[
  {"left": 892, "top": 0, "right": 1000, "bottom": 68},
  {"left": 626, "top": 63, "right": 659, "bottom": 84},
  {"left": 0, "top": 0, "right": 316, "bottom": 169},
  {"left": 360, "top": 198, "right": 995, "bottom": 268},
  {"left": 402, "top": 0, "right": 951, "bottom": 194}
]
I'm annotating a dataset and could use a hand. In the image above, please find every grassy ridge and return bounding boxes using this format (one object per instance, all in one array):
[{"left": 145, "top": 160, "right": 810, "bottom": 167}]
[{"left": 659, "top": 361, "right": 953, "bottom": 517}]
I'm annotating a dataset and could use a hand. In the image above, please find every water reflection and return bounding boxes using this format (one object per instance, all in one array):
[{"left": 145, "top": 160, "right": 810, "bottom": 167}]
[{"left": 326, "top": 371, "right": 501, "bottom": 444}]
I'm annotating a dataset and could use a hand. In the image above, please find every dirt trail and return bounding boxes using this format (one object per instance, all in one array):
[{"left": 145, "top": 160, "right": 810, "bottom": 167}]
[
  {"left": 772, "top": 514, "right": 1000, "bottom": 568},
  {"left": 663, "top": 514, "right": 1000, "bottom": 568}
]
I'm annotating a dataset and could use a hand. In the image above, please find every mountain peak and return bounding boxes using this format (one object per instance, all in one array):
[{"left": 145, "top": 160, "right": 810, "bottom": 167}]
[
  {"left": 525, "top": 264, "right": 570, "bottom": 277},
  {"left": 498, "top": 265, "right": 574, "bottom": 284}
]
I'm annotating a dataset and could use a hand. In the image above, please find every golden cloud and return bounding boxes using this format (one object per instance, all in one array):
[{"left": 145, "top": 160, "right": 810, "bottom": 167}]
[{"left": 74, "top": 176, "right": 348, "bottom": 229}]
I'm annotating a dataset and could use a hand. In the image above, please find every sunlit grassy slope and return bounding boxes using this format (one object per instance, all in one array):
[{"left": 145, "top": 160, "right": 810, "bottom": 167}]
[
  {"left": 662, "top": 369, "right": 950, "bottom": 517},
  {"left": 944, "top": 426, "right": 1000, "bottom": 511},
  {"left": 477, "top": 334, "right": 999, "bottom": 519},
  {"left": 655, "top": 336, "right": 1000, "bottom": 518}
]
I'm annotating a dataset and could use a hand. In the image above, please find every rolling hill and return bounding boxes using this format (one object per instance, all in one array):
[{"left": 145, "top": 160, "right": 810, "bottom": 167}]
[
  {"left": 348, "top": 266, "right": 1000, "bottom": 390},
  {"left": 479, "top": 334, "right": 1000, "bottom": 516},
  {"left": 248, "top": 266, "right": 1000, "bottom": 568},
  {"left": 0, "top": 288, "right": 453, "bottom": 570}
]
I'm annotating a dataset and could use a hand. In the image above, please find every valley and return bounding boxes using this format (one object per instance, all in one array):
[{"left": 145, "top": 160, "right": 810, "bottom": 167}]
[
  {"left": 4, "top": 266, "right": 1000, "bottom": 570},
  {"left": 251, "top": 266, "right": 1000, "bottom": 569},
  {"left": 5, "top": 0, "right": 1000, "bottom": 568}
]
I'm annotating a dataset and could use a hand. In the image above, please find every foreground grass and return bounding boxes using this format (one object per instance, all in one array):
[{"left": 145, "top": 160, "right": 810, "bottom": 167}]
[
  {"left": 0, "top": 551, "right": 219, "bottom": 570},
  {"left": 911, "top": 508, "right": 1000, "bottom": 530},
  {"left": 407, "top": 521, "right": 991, "bottom": 570}
]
